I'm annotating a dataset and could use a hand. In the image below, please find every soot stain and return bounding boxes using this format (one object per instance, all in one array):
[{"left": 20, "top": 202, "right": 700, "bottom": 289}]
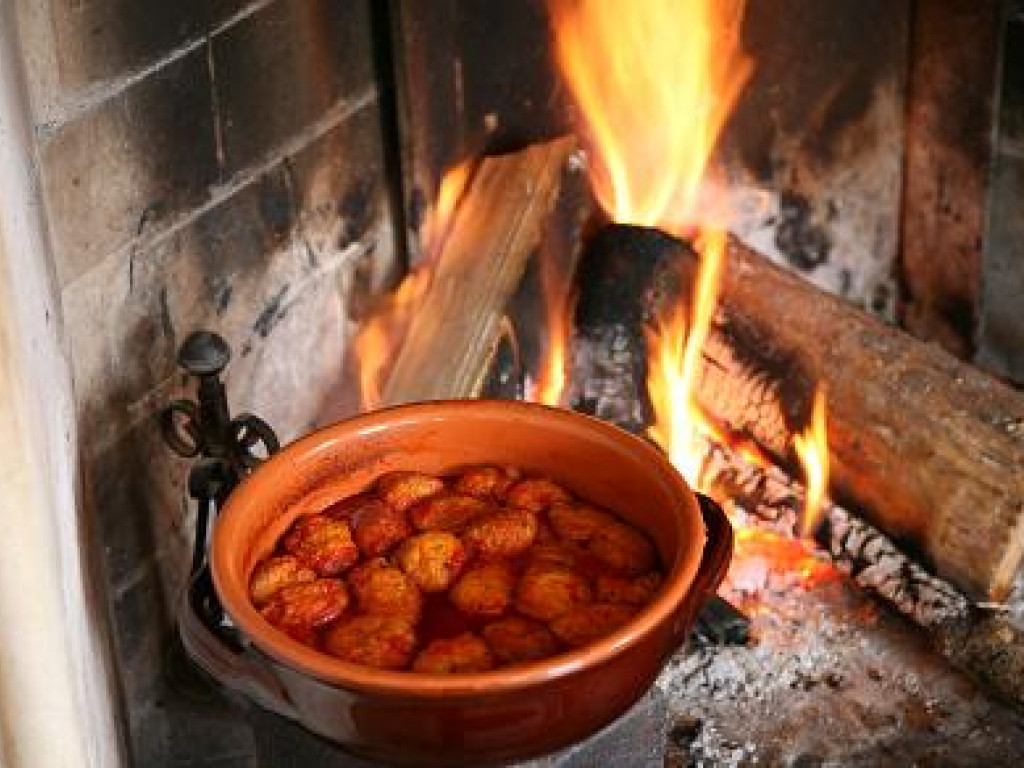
[
  {"left": 258, "top": 170, "right": 296, "bottom": 244},
  {"left": 774, "top": 191, "right": 832, "bottom": 271},
  {"left": 252, "top": 284, "right": 290, "bottom": 339},
  {"left": 215, "top": 282, "right": 233, "bottom": 316},
  {"left": 157, "top": 286, "right": 174, "bottom": 341},
  {"left": 339, "top": 179, "right": 375, "bottom": 245}
]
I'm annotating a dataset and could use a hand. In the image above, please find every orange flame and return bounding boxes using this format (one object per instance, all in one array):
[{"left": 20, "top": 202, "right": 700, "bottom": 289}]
[
  {"left": 794, "top": 387, "right": 830, "bottom": 538},
  {"left": 533, "top": 239, "right": 575, "bottom": 407},
  {"left": 551, "top": 0, "right": 751, "bottom": 485},
  {"left": 550, "top": 0, "right": 752, "bottom": 230},
  {"left": 646, "top": 230, "right": 726, "bottom": 487},
  {"left": 353, "top": 162, "right": 473, "bottom": 410},
  {"left": 550, "top": 0, "right": 839, "bottom": 603},
  {"left": 421, "top": 162, "right": 474, "bottom": 261}
]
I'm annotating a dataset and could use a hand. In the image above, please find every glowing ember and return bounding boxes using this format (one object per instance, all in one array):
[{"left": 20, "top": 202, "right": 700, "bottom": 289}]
[
  {"left": 353, "top": 162, "right": 473, "bottom": 410},
  {"left": 794, "top": 387, "right": 830, "bottom": 538}
]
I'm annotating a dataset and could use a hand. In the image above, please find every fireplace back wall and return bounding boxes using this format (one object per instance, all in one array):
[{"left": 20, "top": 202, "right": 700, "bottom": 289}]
[{"left": 14, "top": 0, "right": 393, "bottom": 761}]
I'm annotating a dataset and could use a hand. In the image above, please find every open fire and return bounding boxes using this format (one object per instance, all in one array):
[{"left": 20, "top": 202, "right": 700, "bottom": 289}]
[
  {"left": 354, "top": 0, "right": 841, "bottom": 602},
  {"left": 335, "top": 0, "right": 1024, "bottom": 760},
  {"left": 549, "top": 0, "right": 837, "bottom": 600}
]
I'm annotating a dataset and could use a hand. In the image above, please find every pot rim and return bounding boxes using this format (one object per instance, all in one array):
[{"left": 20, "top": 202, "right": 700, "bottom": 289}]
[{"left": 211, "top": 399, "right": 707, "bottom": 699}]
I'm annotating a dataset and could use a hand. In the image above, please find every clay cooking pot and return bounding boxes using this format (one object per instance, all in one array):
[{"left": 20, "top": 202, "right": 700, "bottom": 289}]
[{"left": 209, "top": 400, "right": 731, "bottom": 765}]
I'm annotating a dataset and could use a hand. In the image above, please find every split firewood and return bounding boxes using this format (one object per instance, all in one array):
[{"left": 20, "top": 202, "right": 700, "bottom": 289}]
[
  {"left": 571, "top": 223, "right": 1024, "bottom": 602},
  {"left": 382, "top": 135, "right": 579, "bottom": 405}
]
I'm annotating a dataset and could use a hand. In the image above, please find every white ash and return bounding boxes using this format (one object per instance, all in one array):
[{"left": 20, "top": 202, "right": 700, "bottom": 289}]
[{"left": 651, "top": 510, "right": 1024, "bottom": 767}]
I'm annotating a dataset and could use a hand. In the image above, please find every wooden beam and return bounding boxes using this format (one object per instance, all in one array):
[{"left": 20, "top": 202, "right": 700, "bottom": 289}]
[{"left": 382, "top": 135, "right": 577, "bottom": 405}]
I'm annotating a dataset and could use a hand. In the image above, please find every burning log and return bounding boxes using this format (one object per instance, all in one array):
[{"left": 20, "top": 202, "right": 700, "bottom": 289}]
[
  {"left": 699, "top": 436, "right": 1024, "bottom": 711},
  {"left": 381, "top": 135, "right": 578, "bottom": 406},
  {"left": 572, "top": 223, "right": 1024, "bottom": 602}
]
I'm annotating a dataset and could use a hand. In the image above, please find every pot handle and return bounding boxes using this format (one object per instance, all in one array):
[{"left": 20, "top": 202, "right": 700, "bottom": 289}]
[
  {"left": 178, "top": 568, "right": 300, "bottom": 722},
  {"left": 670, "top": 493, "right": 734, "bottom": 644},
  {"left": 693, "top": 493, "right": 734, "bottom": 597}
]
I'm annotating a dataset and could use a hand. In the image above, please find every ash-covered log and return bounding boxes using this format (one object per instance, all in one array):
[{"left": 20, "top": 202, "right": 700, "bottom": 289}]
[
  {"left": 699, "top": 436, "right": 1024, "bottom": 711},
  {"left": 572, "top": 223, "right": 1024, "bottom": 602}
]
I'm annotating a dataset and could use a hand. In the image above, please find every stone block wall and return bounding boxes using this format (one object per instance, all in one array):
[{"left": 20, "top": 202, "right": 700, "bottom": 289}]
[{"left": 14, "top": 1, "right": 393, "bottom": 763}]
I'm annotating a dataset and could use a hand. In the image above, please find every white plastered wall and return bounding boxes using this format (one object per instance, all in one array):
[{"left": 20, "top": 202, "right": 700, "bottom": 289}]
[{"left": 0, "top": 2, "right": 122, "bottom": 766}]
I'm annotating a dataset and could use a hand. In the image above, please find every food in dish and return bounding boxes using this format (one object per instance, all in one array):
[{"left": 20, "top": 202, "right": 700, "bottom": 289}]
[{"left": 248, "top": 466, "right": 664, "bottom": 671}]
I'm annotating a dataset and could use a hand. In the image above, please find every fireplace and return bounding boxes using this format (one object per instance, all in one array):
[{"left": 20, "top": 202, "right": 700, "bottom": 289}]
[{"left": 2, "top": 0, "right": 1024, "bottom": 765}]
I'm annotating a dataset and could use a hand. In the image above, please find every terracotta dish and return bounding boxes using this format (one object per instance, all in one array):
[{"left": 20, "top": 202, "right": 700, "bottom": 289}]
[{"left": 208, "top": 400, "right": 732, "bottom": 765}]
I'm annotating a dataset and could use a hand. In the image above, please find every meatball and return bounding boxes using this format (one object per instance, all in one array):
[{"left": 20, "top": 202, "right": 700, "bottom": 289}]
[
  {"left": 549, "top": 503, "right": 656, "bottom": 576},
  {"left": 260, "top": 579, "right": 349, "bottom": 644},
  {"left": 322, "top": 616, "right": 417, "bottom": 670},
  {"left": 482, "top": 616, "right": 558, "bottom": 665},
  {"left": 395, "top": 532, "right": 468, "bottom": 593},
  {"left": 462, "top": 509, "right": 538, "bottom": 559},
  {"left": 376, "top": 471, "right": 445, "bottom": 512},
  {"left": 453, "top": 465, "right": 519, "bottom": 500},
  {"left": 347, "top": 559, "right": 424, "bottom": 622},
  {"left": 249, "top": 555, "right": 316, "bottom": 607},
  {"left": 514, "top": 562, "right": 592, "bottom": 621},
  {"left": 412, "top": 632, "right": 495, "bottom": 673},
  {"left": 595, "top": 572, "right": 662, "bottom": 606},
  {"left": 282, "top": 515, "right": 360, "bottom": 576},
  {"left": 549, "top": 603, "right": 636, "bottom": 648},
  {"left": 533, "top": 520, "right": 559, "bottom": 545},
  {"left": 505, "top": 478, "right": 572, "bottom": 512},
  {"left": 321, "top": 491, "right": 379, "bottom": 521},
  {"left": 348, "top": 499, "right": 411, "bottom": 557},
  {"left": 408, "top": 493, "right": 490, "bottom": 532},
  {"left": 527, "top": 540, "right": 578, "bottom": 569},
  {"left": 449, "top": 562, "right": 516, "bottom": 618}
]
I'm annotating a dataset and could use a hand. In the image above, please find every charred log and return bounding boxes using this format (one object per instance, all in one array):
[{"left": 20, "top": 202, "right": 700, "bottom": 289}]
[
  {"left": 700, "top": 436, "right": 1024, "bottom": 711},
  {"left": 572, "top": 223, "right": 1024, "bottom": 602}
]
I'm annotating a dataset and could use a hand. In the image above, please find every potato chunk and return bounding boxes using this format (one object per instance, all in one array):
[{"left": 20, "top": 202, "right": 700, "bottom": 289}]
[
  {"left": 323, "top": 616, "right": 417, "bottom": 670},
  {"left": 462, "top": 509, "right": 537, "bottom": 559},
  {"left": 282, "top": 515, "right": 360, "bottom": 576},
  {"left": 349, "top": 499, "right": 411, "bottom": 557},
  {"left": 549, "top": 603, "right": 636, "bottom": 648},
  {"left": 412, "top": 632, "right": 495, "bottom": 673},
  {"left": 549, "top": 502, "right": 656, "bottom": 576},
  {"left": 376, "top": 471, "right": 445, "bottom": 512},
  {"left": 395, "top": 532, "right": 468, "bottom": 593},
  {"left": 449, "top": 561, "right": 516, "bottom": 618},
  {"left": 260, "top": 579, "right": 349, "bottom": 644},
  {"left": 249, "top": 555, "right": 316, "bottom": 607},
  {"left": 347, "top": 558, "right": 423, "bottom": 623},
  {"left": 505, "top": 478, "right": 572, "bottom": 512},
  {"left": 408, "top": 493, "right": 490, "bottom": 532},
  {"left": 453, "top": 465, "right": 519, "bottom": 500},
  {"left": 514, "top": 562, "right": 591, "bottom": 621},
  {"left": 482, "top": 616, "right": 558, "bottom": 665}
]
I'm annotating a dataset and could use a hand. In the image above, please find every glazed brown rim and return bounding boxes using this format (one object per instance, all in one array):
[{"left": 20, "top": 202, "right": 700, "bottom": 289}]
[{"left": 211, "top": 400, "right": 706, "bottom": 698}]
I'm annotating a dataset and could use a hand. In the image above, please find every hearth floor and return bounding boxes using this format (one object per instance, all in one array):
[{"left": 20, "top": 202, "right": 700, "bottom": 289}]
[{"left": 238, "top": 568, "right": 1024, "bottom": 767}]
